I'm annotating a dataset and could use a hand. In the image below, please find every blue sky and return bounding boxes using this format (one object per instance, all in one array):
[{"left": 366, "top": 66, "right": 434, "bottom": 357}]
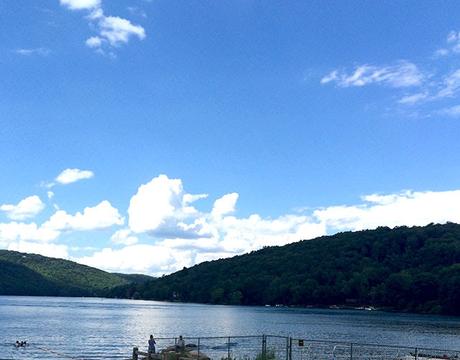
[{"left": 2, "top": 0, "right": 460, "bottom": 275}]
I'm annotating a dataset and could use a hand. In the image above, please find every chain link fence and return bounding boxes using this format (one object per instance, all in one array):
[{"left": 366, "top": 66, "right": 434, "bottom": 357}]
[
  {"left": 289, "top": 338, "right": 460, "bottom": 360},
  {"left": 6, "top": 335, "right": 458, "bottom": 360},
  {"left": 134, "top": 336, "right": 460, "bottom": 360}
]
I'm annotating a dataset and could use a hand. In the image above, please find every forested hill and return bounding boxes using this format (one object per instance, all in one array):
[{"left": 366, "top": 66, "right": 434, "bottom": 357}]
[
  {"left": 109, "top": 223, "right": 460, "bottom": 315},
  {"left": 0, "top": 250, "right": 152, "bottom": 297}
]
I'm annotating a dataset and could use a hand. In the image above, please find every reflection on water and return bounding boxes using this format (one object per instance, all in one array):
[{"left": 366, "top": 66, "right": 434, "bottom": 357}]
[{"left": 1, "top": 296, "right": 460, "bottom": 359}]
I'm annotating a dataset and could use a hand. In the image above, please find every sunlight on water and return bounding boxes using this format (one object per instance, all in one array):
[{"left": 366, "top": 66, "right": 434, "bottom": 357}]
[{"left": 1, "top": 296, "right": 460, "bottom": 359}]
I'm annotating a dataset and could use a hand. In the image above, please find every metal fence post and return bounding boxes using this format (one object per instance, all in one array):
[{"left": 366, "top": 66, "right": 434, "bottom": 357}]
[
  {"left": 285, "top": 337, "right": 289, "bottom": 360},
  {"left": 350, "top": 343, "right": 353, "bottom": 360},
  {"left": 228, "top": 336, "right": 231, "bottom": 360},
  {"left": 262, "top": 335, "right": 267, "bottom": 360},
  {"left": 132, "top": 347, "right": 138, "bottom": 360},
  {"left": 415, "top": 348, "right": 418, "bottom": 360},
  {"left": 289, "top": 337, "right": 293, "bottom": 360},
  {"left": 198, "top": 338, "right": 201, "bottom": 359}
]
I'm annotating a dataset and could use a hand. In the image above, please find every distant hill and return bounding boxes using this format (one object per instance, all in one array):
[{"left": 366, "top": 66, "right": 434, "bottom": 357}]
[
  {"left": 0, "top": 250, "right": 130, "bottom": 297},
  {"left": 114, "top": 273, "right": 155, "bottom": 284},
  {"left": 109, "top": 223, "right": 460, "bottom": 315}
]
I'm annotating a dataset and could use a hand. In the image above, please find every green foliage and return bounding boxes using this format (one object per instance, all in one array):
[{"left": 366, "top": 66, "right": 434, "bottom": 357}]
[
  {"left": 109, "top": 223, "right": 460, "bottom": 315},
  {"left": 255, "top": 350, "right": 276, "bottom": 360},
  {"left": 0, "top": 250, "right": 130, "bottom": 297}
]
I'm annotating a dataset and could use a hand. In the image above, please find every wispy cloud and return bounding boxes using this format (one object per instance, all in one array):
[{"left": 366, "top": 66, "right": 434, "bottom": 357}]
[
  {"left": 398, "top": 92, "right": 429, "bottom": 105},
  {"left": 437, "top": 104, "right": 460, "bottom": 117},
  {"left": 127, "top": 6, "right": 147, "bottom": 18},
  {"left": 321, "top": 61, "right": 424, "bottom": 88},
  {"left": 322, "top": 29, "right": 460, "bottom": 116},
  {"left": 435, "top": 31, "right": 460, "bottom": 57},
  {"left": 59, "top": 0, "right": 146, "bottom": 54},
  {"left": 14, "top": 48, "right": 50, "bottom": 56},
  {"left": 397, "top": 69, "right": 460, "bottom": 106}
]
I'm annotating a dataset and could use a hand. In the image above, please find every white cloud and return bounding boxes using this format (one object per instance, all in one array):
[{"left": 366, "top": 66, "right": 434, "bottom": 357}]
[
  {"left": 438, "top": 104, "right": 460, "bottom": 117},
  {"left": 85, "top": 36, "right": 103, "bottom": 48},
  {"left": 398, "top": 92, "right": 428, "bottom": 105},
  {"left": 97, "top": 15, "right": 146, "bottom": 46},
  {"left": 128, "top": 175, "right": 185, "bottom": 233},
  {"left": 79, "top": 244, "right": 194, "bottom": 275},
  {"left": 396, "top": 69, "right": 460, "bottom": 107},
  {"left": 314, "top": 190, "right": 460, "bottom": 232},
  {"left": 0, "top": 196, "right": 45, "bottom": 221},
  {"left": 106, "top": 177, "right": 460, "bottom": 275},
  {"left": 111, "top": 229, "right": 138, "bottom": 246},
  {"left": 321, "top": 61, "right": 424, "bottom": 88},
  {"left": 127, "top": 6, "right": 147, "bottom": 18},
  {"left": 15, "top": 48, "right": 50, "bottom": 56},
  {"left": 44, "top": 200, "right": 123, "bottom": 232},
  {"left": 0, "top": 198, "right": 123, "bottom": 264},
  {"left": 322, "top": 30, "right": 460, "bottom": 113},
  {"left": 5, "top": 174, "right": 460, "bottom": 277},
  {"left": 211, "top": 193, "right": 238, "bottom": 218},
  {"left": 60, "top": 0, "right": 100, "bottom": 10},
  {"left": 60, "top": 0, "right": 146, "bottom": 52},
  {"left": 436, "top": 69, "right": 460, "bottom": 99},
  {"left": 434, "top": 31, "right": 460, "bottom": 57},
  {"left": 8, "top": 241, "right": 69, "bottom": 259},
  {"left": 55, "top": 168, "right": 94, "bottom": 185},
  {"left": 0, "top": 222, "right": 59, "bottom": 243},
  {"left": 0, "top": 200, "right": 122, "bottom": 246},
  {"left": 128, "top": 175, "right": 207, "bottom": 238}
]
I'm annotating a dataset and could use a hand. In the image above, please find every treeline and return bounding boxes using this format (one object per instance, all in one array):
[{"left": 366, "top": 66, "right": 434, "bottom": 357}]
[
  {"left": 0, "top": 250, "right": 152, "bottom": 297},
  {"left": 109, "top": 223, "right": 460, "bottom": 315}
]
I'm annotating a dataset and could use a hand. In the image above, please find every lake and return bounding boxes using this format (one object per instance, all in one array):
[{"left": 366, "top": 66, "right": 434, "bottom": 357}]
[{"left": 1, "top": 296, "right": 460, "bottom": 360}]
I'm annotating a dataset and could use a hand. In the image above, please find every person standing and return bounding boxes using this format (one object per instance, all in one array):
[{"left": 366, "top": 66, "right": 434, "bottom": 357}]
[
  {"left": 148, "top": 335, "right": 156, "bottom": 357},
  {"left": 176, "top": 335, "right": 185, "bottom": 351}
]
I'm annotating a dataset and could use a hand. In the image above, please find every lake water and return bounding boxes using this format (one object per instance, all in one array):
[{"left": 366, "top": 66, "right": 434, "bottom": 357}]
[{"left": 1, "top": 296, "right": 460, "bottom": 360}]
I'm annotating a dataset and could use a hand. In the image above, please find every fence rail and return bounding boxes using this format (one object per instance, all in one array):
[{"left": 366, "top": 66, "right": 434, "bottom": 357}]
[{"left": 132, "top": 335, "right": 460, "bottom": 360}]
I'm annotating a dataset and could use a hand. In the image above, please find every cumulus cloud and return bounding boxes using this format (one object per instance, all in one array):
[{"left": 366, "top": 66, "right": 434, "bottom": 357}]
[
  {"left": 8, "top": 241, "right": 69, "bottom": 259},
  {"left": 0, "top": 200, "right": 123, "bottom": 258},
  {"left": 321, "top": 61, "right": 424, "bottom": 88},
  {"left": 59, "top": 0, "right": 145, "bottom": 53},
  {"left": 93, "top": 13, "right": 146, "bottom": 47},
  {"left": 211, "top": 193, "right": 238, "bottom": 218},
  {"left": 314, "top": 190, "right": 460, "bottom": 232},
  {"left": 128, "top": 174, "right": 208, "bottom": 238},
  {"left": 5, "top": 174, "right": 460, "bottom": 276},
  {"left": 55, "top": 168, "right": 94, "bottom": 185},
  {"left": 0, "top": 222, "right": 59, "bottom": 244},
  {"left": 81, "top": 176, "right": 460, "bottom": 275},
  {"left": 43, "top": 200, "right": 123, "bottom": 232},
  {"left": 111, "top": 229, "right": 138, "bottom": 246},
  {"left": 0, "top": 196, "right": 45, "bottom": 220},
  {"left": 85, "top": 36, "right": 103, "bottom": 48},
  {"left": 79, "top": 244, "right": 194, "bottom": 274}
]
